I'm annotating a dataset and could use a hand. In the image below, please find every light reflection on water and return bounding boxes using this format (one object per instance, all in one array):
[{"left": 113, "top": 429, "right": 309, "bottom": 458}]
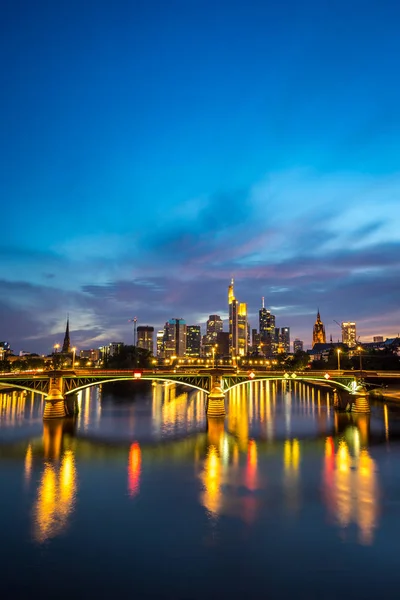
[{"left": 0, "top": 381, "right": 395, "bottom": 554}]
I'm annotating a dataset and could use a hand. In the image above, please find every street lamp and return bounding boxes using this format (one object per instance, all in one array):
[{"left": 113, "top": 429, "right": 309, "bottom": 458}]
[
  {"left": 337, "top": 348, "right": 341, "bottom": 371},
  {"left": 71, "top": 347, "right": 77, "bottom": 369},
  {"left": 357, "top": 345, "right": 363, "bottom": 374},
  {"left": 211, "top": 344, "right": 218, "bottom": 368},
  {"left": 53, "top": 343, "right": 60, "bottom": 353}
]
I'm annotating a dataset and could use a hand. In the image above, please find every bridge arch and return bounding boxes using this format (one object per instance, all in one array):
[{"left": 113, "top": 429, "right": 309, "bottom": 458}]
[
  {"left": 0, "top": 383, "right": 47, "bottom": 396},
  {"left": 65, "top": 376, "right": 210, "bottom": 396},
  {"left": 223, "top": 376, "right": 354, "bottom": 394}
]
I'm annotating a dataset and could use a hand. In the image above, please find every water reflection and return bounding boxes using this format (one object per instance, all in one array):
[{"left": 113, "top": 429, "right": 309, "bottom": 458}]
[
  {"left": 0, "top": 389, "right": 44, "bottom": 425},
  {"left": 33, "top": 420, "right": 78, "bottom": 543},
  {"left": 0, "top": 379, "right": 389, "bottom": 549},
  {"left": 283, "top": 439, "right": 301, "bottom": 514},
  {"left": 127, "top": 442, "right": 141, "bottom": 497},
  {"left": 322, "top": 415, "right": 379, "bottom": 545}
]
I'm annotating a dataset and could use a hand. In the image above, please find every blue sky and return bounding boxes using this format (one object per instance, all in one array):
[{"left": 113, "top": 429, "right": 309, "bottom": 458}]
[{"left": 1, "top": 0, "right": 400, "bottom": 353}]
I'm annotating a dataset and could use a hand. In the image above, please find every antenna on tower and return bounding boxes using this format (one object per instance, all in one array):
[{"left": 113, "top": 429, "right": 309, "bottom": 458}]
[
  {"left": 128, "top": 317, "right": 138, "bottom": 346},
  {"left": 262, "top": 296, "right": 265, "bottom": 309}
]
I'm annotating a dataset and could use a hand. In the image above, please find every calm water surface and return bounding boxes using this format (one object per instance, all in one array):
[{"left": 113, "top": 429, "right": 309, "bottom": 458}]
[{"left": 1, "top": 381, "right": 400, "bottom": 599}]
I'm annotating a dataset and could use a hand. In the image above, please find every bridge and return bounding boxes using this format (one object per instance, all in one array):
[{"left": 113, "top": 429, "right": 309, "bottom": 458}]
[{"left": 0, "top": 366, "right": 391, "bottom": 419}]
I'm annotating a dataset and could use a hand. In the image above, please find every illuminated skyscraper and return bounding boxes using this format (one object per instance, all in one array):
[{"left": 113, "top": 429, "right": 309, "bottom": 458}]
[
  {"left": 137, "top": 326, "right": 154, "bottom": 354},
  {"left": 186, "top": 326, "right": 201, "bottom": 357},
  {"left": 164, "top": 319, "right": 187, "bottom": 357},
  {"left": 203, "top": 315, "right": 223, "bottom": 356},
  {"left": 228, "top": 279, "right": 238, "bottom": 357},
  {"left": 259, "top": 297, "right": 276, "bottom": 357},
  {"left": 156, "top": 330, "right": 164, "bottom": 358},
  {"left": 312, "top": 310, "right": 326, "bottom": 347},
  {"left": 280, "top": 327, "right": 290, "bottom": 353},
  {"left": 238, "top": 302, "right": 248, "bottom": 356},
  {"left": 342, "top": 322, "right": 357, "bottom": 348},
  {"left": 228, "top": 280, "right": 247, "bottom": 357}
]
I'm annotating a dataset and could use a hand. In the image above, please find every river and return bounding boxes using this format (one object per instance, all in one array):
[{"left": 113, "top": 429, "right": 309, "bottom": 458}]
[{"left": 1, "top": 380, "right": 400, "bottom": 599}]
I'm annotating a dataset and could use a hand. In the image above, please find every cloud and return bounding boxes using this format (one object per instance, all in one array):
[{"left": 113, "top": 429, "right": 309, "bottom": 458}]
[{"left": 2, "top": 169, "right": 400, "bottom": 352}]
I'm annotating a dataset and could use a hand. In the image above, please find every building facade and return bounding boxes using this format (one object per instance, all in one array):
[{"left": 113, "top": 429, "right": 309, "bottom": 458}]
[
  {"left": 203, "top": 314, "right": 223, "bottom": 356},
  {"left": 164, "top": 319, "right": 187, "bottom": 358},
  {"left": 341, "top": 322, "right": 357, "bottom": 348},
  {"left": 259, "top": 298, "right": 276, "bottom": 357},
  {"left": 228, "top": 280, "right": 247, "bottom": 357},
  {"left": 293, "top": 339, "right": 304, "bottom": 353},
  {"left": 137, "top": 326, "right": 154, "bottom": 354},
  {"left": 280, "top": 327, "right": 290, "bottom": 354},
  {"left": 186, "top": 325, "right": 201, "bottom": 357}
]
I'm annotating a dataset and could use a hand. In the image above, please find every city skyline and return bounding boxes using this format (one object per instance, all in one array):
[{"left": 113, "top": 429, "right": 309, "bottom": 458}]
[{"left": 2, "top": 0, "right": 400, "bottom": 353}]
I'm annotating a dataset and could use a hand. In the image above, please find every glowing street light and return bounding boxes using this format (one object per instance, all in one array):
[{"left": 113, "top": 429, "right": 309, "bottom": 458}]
[
  {"left": 212, "top": 344, "right": 218, "bottom": 368},
  {"left": 53, "top": 343, "right": 60, "bottom": 353},
  {"left": 337, "top": 348, "right": 341, "bottom": 371},
  {"left": 71, "top": 347, "right": 77, "bottom": 369},
  {"left": 357, "top": 345, "right": 363, "bottom": 374}
]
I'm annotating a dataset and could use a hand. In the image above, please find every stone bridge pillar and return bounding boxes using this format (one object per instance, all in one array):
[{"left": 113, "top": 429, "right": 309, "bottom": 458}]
[
  {"left": 333, "top": 384, "right": 370, "bottom": 414},
  {"left": 43, "top": 375, "right": 66, "bottom": 419},
  {"left": 351, "top": 390, "right": 370, "bottom": 414},
  {"left": 207, "top": 373, "right": 226, "bottom": 417}
]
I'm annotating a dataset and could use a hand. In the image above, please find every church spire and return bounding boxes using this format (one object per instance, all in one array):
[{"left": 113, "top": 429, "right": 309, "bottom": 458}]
[
  {"left": 312, "top": 309, "right": 326, "bottom": 347},
  {"left": 62, "top": 316, "right": 71, "bottom": 353}
]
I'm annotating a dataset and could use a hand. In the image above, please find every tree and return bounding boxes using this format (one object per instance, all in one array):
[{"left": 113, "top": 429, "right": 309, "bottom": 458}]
[{"left": 106, "top": 345, "right": 153, "bottom": 369}]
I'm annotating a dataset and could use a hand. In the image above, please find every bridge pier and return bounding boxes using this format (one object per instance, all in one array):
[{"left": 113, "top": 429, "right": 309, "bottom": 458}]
[
  {"left": 43, "top": 376, "right": 66, "bottom": 419},
  {"left": 206, "top": 374, "right": 226, "bottom": 418},
  {"left": 351, "top": 391, "right": 370, "bottom": 414}
]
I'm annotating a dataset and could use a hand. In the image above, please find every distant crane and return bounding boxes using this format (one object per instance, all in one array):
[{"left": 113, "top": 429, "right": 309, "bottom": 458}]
[
  {"left": 333, "top": 320, "right": 343, "bottom": 344},
  {"left": 128, "top": 317, "right": 138, "bottom": 346}
]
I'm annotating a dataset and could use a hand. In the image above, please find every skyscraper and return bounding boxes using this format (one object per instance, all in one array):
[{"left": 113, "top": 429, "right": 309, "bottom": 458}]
[
  {"left": 137, "top": 326, "right": 154, "bottom": 354},
  {"left": 237, "top": 302, "right": 248, "bottom": 356},
  {"left": 342, "top": 322, "right": 356, "bottom": 348},
  {"left": 280, "top": 327, "right": 290, "bottom": 353},
  {"left": 203, "top": 314, "right": 223, "bottom": 355},
  {"left": 186, "top": 325, "right": 201, "bottom": 357},
  {"left": 228, "top": 279, "right": 238, "bottom": 357},
  {"left": 259, "top": 298, "right": 276, "bottom": 357},
  {"left": 312, "top": 310, "right": 326, "bottom": 347},
  {"left": 293, "top": 339, "right": 304, "bottom": 353},
  {"left": 156, "top": 330, "right": 164, "bottom": 358},
  {"left": 228, "top": 280, "right": 247, "bottom": 357},
  {"left": 164, "top": 319, "right": 187, "bottom": 357}
]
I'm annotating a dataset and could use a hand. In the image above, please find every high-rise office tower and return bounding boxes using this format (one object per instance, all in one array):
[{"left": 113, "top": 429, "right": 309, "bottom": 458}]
[
  {"left": 313, "top": 310, "right": 326, "bottom": 346},
  {"left": 186, "top": 325, "right": 201, "bottom": 357},
  {"left": 228, "top": 280, "right": 247, "bottom": 357},
  {"left": 164, "top": 319, "right": 187, "bottom": 357},
  {"left": 137, "top": 326, "right": 154, "bottom": 354},
  {"left": 156, "top": 330, "right": 164, "bottom": 357},
  {"left": 206, "top": 315, "right": 223, "bottom": 338},
  {"left": 228, "top": 279, "right": 238, "bottom": 357},
  {"left": 238, "top": 302, "right": 248, "bottom": 356},
  {"left": 342, "top": 322, "right": 356, "bottom": 347},
  {"left": 259, "top": 298, "right": 276, "bottom": 357},
  {"left": 293, "top": 339, "right": 304, "bottom": 353},
  {"left": 280, "top": 327, "right": 290, "bottom": 353}
]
